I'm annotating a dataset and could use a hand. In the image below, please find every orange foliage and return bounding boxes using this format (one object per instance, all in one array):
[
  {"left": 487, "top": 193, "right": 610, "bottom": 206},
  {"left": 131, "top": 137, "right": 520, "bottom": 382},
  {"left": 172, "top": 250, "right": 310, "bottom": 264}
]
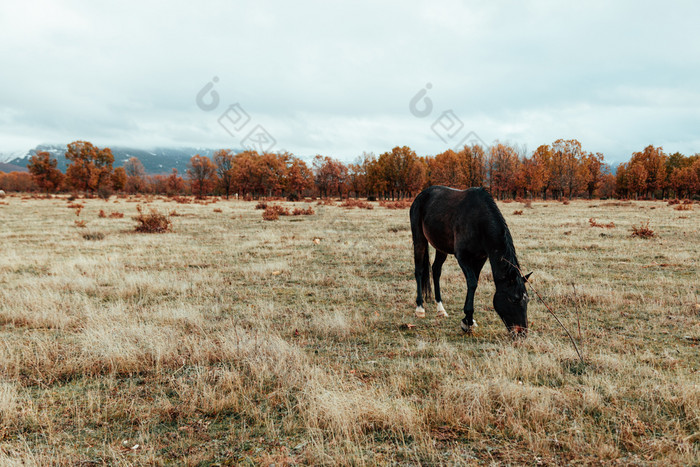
[{"left": 187, "top": 155, "right": 217, "bottom": 198}]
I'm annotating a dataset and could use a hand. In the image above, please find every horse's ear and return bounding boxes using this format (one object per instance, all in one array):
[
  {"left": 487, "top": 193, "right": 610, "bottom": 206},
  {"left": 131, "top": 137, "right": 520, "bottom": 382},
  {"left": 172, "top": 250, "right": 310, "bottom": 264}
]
[{"left": 523, "top": 272, "right": 532, "bottom": 282}]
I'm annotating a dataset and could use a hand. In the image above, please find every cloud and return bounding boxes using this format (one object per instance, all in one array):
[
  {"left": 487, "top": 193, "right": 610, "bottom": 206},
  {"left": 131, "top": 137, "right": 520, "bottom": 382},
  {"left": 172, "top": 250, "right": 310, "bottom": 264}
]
[{"left": 1, "top": 0, "right": 699, "bottom": 162}]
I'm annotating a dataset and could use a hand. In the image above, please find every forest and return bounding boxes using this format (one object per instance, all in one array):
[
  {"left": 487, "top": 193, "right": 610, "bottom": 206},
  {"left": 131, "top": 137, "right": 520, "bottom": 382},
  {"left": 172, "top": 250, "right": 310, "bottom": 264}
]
[{"left": 1, "top": 139, "right": 699, "bottom": 200}]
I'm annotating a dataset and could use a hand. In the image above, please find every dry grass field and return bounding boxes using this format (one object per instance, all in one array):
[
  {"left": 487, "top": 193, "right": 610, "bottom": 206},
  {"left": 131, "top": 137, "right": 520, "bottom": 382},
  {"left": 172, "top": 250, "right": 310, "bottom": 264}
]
[{"left": 0, "top": 194, "right": 698, "bottom": 465}]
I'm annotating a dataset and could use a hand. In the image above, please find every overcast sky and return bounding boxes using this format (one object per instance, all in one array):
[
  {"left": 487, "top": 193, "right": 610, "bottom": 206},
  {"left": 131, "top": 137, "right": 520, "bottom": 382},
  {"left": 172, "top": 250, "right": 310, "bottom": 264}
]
[{"left": 1, "top": 0, "right": 699, "bottom": 163}]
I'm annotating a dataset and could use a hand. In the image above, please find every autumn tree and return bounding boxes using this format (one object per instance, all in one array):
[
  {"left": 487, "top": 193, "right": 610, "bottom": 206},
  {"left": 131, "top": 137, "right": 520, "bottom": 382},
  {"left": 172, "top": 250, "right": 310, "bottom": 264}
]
[
  {"left": 599, "top": 172, "right": 616, "bottom": 199},
  {"left": 64, "top": 141, "right": 114, "bottom": 193},
  {"left": 529, "top": 145, "right": 553, "bottom": 199},
  {"left": 187, "top": 154, "right": 217, "bottom": 198},
  {"left": 430, "top": 149, "right": 463, "bottom": 188},
  {"left": 257, "top": 152, "right": 288, "bottom": 197},
  {"left": 230, "top": 150, "right": 258, "bottom": 197},
  {"left": 111, "top": 167, "right": 127, "bottom": 192},
  {"left": 0, "top": 172, "right": 37, "bottom": 192},
  {"left": 551, "top": 139, "right": 584, "bottom": 198},
  {"left": 375, "top": 146, "right": 425, "bottom": 199},
  {"left": 27, "top": 151, "right": 64, "bottom": 194},
  {"left": 124, "top": 157, "right": 147, "bottom": 193},
  {"left": 629, "top": 145, "right": 667, "bottom": 198},
  {"left": 285, "top": 156, "right": 313, "bottom": 199},
  {"left": 166, "top": 169, "right": 186, "bottom": 195},
  {"left": 459, "top": 144, "right": 487, "bottom": 188},
  {"left": 519, "top": 154, "right": 545, "bottom": 198},
  {"left": 363, "top": 154, "right": 386, "bottom": 199},
  {"left": 667, "top": 155, "right": 700, "bottom": 198},
  {"left": 627, "top": 162, "right": 648, "bottom": 199},
  {"left": 488, "top": 143, "right": 520, "bottom": 199},
  {"left": 213, "top": 149, "right": 235, "bottom": 199},
  {"left": 580, "top": 152, "right": 606, "bottom": 199},
  {"left": 313, "top": 155, "right": 348, "bottom": 198},
  {"left": 615, "top": 163, "right": 629, "bottom": 198}
]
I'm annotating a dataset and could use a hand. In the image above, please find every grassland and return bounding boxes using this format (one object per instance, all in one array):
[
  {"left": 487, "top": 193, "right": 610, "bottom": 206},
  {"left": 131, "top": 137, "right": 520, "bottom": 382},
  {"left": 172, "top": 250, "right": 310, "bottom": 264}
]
[{"left": 0, "top": 194, "right": 698, "bottom": 465}]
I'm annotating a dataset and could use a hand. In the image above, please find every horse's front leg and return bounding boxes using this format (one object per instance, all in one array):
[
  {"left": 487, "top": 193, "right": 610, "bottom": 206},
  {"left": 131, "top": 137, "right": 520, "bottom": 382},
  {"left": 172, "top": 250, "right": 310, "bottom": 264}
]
[
  {"left": 460, "top": 267, "right": 479, "bottom": 331},
  {"left": 456, "top": 254, "right": 485, "bottom": 332}
]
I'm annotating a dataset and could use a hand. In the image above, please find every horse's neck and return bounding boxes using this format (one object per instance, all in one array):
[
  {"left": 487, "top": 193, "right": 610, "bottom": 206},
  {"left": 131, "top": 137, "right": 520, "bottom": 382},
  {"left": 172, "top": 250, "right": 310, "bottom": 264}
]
[{"left": 488, "top": 250, "right": 515, "bottom": 286}]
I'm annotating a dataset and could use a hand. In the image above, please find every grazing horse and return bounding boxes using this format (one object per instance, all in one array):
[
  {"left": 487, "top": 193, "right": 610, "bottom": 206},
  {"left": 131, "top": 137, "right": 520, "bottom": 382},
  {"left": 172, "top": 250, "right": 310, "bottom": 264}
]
[{"left": 410, "top": 186, "right": 531, "bottom": 335}]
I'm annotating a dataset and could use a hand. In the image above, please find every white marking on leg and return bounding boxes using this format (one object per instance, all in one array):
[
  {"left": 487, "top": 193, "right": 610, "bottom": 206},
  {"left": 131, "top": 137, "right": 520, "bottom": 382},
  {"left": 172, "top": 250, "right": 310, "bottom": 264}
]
[
  {"left": 472, "top": 319, "right": 478, "bottom": 327},
  {"left": 436, "top": 302, "right": 448, "bottom": 317},
  {"left": 415, "top": 306, "right": 426, "bottom": 318}
]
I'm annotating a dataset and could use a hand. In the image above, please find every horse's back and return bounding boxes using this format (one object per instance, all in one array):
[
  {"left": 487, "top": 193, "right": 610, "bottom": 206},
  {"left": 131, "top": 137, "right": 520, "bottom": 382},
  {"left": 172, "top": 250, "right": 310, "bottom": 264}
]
[{"left": 411, "top": 186, "right": 491, "bottom": 254}]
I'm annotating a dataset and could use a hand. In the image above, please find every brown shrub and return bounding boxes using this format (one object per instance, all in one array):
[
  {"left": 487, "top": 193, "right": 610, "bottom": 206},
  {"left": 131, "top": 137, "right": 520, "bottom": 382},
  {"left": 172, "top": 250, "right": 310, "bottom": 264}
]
[
  {"left": 255, "top": 202, "right": 268, "bottom": 210},
  {"left": 513, "top": 210, "right": 523, "bottom": 215},
  {"left": 262, "top": 205, "right": 292, "bottom": 220},
  {"left": 667, "top": 199, "right": 680, "bottom": 205},
  {"left": 380, "top": 200, "right": 411, "bottom": 209},
  {"left": 317, "top": 198, "right": 336, "bottom": 206},
  {"left": 133, "top": 205, "right": 173, "bottom": 233},
  {"left": 109, "top": 212, "right": 124, "bottom": 218},
  {"left": 341, "top": 199, "right": 373, "bottom": 209},
  {"left": 213, "top": 208, "right": 223, "bottom": 213},
  {"left": 98, "top": 210, "right": 107, "bottom": 218},
  {"left": 74, "top": 220, "right": 87, "bottom": 228},
  {"left": 262, "top": 207, "right": 280, "bottom": 221},
  {"left": 169, "top": 210, "right": 181, "bottom": 217},
  {"left": 67, "top": 203, "right": 84, "bottom": 209},
  {"left": 172, "top": 196, "right": 191, "bottom": 204},
  {"left": 292, "top": 206, "right": 315, "bottom": 216},
  {"left": 589, "top": 218, "right": 615, "bottom": 228},
  {"left": 562, "top": 199, "right": 570, "bottom": 205},
  {"left": 674, "top": 204, "right": 692, "bottom": 211},
  {"left": 631, "top": 221, "right": 655, "bottom": 239}
]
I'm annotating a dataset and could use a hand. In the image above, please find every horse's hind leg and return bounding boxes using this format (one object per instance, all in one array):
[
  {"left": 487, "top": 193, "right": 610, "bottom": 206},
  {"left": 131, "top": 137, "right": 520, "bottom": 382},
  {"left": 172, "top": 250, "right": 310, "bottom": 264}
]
[
  {"left": 432, "top": 250, "right": 448, "bottom": 317},
  {"left": 412, "top": 240, "right": 430, "bottom": 318}
]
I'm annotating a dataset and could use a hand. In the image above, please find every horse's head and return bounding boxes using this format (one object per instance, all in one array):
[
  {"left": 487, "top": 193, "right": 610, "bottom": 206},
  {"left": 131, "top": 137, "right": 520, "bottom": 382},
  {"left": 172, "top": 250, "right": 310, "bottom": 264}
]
[{"left": 493, "top": 272, "right": 531, "bottom": 336}]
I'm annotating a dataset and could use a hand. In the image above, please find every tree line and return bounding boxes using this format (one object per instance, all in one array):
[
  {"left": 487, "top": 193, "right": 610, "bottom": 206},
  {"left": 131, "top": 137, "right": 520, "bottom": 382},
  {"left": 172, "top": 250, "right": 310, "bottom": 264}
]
[{"left": 1, "top": 139, "right": 699, "bottom": 199}]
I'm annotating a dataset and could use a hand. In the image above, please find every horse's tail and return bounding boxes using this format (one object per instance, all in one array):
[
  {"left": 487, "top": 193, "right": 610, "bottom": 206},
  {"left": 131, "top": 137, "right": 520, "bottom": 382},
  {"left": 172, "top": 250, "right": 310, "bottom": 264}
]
[{"left": 410, "top": 194, "right": 432, "bottom": 303}]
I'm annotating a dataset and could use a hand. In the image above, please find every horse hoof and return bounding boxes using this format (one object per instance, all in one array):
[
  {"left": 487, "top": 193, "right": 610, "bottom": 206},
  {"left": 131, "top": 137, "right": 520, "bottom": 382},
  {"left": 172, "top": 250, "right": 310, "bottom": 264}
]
[
  {"left": 460, "top": 320, "right": 477, "bottom": 333},
  {"left": 436, "top": 302, "right": 448, "bottom": 318},
  {"left": 415, "top": 306, "right": 426, "bottom": 318}
]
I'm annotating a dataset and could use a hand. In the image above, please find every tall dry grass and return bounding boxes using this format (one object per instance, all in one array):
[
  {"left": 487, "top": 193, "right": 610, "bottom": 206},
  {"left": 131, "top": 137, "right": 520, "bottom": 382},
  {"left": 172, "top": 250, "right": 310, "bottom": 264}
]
[{"left": 0, "top": 196, "right": 697, "bottom": 464}]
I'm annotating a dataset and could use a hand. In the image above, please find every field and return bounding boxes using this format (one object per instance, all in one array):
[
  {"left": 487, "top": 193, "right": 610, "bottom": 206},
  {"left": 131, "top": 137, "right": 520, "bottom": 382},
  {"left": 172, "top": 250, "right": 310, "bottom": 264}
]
[{"left": 0, "top": 195, "right": 698, "bottom": 465}]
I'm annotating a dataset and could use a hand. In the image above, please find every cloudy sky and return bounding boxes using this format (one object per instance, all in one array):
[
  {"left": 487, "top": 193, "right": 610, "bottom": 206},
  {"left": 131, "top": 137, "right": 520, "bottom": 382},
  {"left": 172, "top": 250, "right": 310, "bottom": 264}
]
[{"left": 1, "top": 0, "right": 699, "bottom": 163}]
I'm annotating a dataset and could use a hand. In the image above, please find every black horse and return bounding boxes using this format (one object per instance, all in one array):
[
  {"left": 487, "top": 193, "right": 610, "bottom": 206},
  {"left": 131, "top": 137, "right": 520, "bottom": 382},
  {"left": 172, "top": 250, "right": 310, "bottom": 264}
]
[{"left": 410, "top": 186, "right": 531, "bottom": 334}]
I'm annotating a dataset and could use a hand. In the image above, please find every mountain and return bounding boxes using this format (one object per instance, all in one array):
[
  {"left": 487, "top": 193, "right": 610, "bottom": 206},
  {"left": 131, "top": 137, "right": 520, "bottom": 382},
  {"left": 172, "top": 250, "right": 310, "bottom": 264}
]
[
  {"left": 0, "top": 162, "right": 28, "bottom": 173},
  {"left": 2, "top": 145, "right": 223, "bottom": 174}
]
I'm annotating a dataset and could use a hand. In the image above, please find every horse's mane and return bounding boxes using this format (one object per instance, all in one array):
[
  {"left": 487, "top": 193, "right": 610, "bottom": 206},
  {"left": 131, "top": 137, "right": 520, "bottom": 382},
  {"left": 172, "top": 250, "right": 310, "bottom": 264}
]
[{"left": 480, "top": 189, "right": 520, "bottom": 276}]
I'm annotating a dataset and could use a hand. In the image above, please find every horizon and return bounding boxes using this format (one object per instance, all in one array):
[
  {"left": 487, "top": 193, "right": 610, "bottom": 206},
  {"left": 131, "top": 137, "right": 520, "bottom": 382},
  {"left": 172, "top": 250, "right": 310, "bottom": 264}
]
[{"left": 2, "top": 1, "right": 699, "bottom": 164}]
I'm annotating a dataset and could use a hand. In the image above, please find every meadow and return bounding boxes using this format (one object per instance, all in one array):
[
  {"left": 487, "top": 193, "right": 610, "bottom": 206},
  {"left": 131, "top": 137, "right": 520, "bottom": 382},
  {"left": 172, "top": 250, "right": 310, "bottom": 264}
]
[{"left": 0, "top": 194, "right": 698, "bottom": 465}]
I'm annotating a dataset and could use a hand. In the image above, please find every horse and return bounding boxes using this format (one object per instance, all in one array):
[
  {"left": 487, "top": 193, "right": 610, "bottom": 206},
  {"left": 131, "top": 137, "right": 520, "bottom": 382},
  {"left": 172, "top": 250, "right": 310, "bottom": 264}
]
[{"left": 410, "top": 186, "right": 531, "bottom": 335}]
